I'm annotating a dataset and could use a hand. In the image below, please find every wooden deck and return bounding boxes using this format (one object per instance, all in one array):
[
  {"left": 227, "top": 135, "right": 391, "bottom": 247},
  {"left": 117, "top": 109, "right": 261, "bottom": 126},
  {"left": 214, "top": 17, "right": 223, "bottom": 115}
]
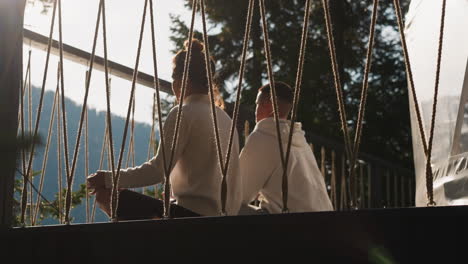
[{"left": 1, "top": 206, "right": 466, "bottom": 263}]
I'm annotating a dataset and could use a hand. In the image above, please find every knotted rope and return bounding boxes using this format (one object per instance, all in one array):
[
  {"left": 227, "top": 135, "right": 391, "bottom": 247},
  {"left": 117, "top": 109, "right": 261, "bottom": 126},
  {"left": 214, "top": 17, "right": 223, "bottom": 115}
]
[
  {"left": 281, "top": 0, "right": 312, "bottom": 213},
  {"left": 392, "top": 0, "right": 447, "bottom": 206},
  {"left": 163, "top": 0, "right": 198, "bottom": 218},
  {"left": 259, "top": 0, "right": 286, "bottom": 176},
  {"left": 32, "top": 63, "right": 61, "bottom": 225},
  {"left": 425, "top": 0, "right": 447, "bottom": 206},
  {"left": 199, "top": 0, "right": 254, "bottom": 215},
  {"left": 21, "top": 0, "right": 58, "bottom": 225},
  {"left": 321, "top": 0, "right": 379, "bottom": 208},
  {"left": 111, "top": 0, "right": 149, "bottom": 220}
]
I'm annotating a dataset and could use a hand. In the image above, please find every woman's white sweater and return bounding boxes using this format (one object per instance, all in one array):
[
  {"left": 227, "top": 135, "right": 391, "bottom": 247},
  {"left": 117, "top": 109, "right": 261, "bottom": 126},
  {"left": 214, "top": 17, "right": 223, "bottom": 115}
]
[{"left": 104, "top": 94, "right": 242, "bottom": 216}]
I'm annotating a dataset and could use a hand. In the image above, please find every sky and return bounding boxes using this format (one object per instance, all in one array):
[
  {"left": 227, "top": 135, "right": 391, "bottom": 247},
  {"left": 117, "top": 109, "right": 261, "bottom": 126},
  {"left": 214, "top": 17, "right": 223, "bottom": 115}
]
[
  {"left": 23, "top": 0, "right": 466, "bottom": 128},
  {"left": 23, "top": 0, "right": 204, "bottom": 125}
]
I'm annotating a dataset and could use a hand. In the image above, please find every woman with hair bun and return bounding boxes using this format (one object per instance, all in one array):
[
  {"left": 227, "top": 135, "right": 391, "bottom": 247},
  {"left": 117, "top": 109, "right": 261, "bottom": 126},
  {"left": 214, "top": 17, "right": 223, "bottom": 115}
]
[{"left": 87, "top": 39, "right": 241, "bottom": 219}]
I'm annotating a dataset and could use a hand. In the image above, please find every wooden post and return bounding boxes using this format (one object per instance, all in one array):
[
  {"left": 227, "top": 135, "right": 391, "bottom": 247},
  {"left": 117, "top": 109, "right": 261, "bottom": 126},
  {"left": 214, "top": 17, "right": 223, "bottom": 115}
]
[
  {"left": 244, "top": 120, "right": 250, "bottom": 141},
  {"left": 359, "top": 163, "right": 364, "bottom": 209},
  {"left": 330, "top": 150, "right": 337, "bottom": 209},
  {"left": 0, "top": 0, "right": 26, "bottom": 227},
  {"left": 385, "top": 170, "right": 390, "bottom": 207},
  {"left": 394, "top": 172, "right": 398, "bottom": 207},
  {"left": 367, "top": 165, "right": 371, "bottom": 208},
  {"left": 370, "top": 164, "right": 383, "bottom": 208},
  {"left": 409, "top": 177, "right": 414, "bottom": 206},
  {"left": 320, "top": 146, "right": 326, "bottom": 180},
  {"left": 340, "top": 154, "right": 347, "bottom": 210}
]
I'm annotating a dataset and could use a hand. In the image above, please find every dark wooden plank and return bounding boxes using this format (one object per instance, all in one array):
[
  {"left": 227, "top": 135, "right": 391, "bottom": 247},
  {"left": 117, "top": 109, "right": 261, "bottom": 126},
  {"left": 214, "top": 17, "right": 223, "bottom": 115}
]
[{"left": 2, "top": 206, "right": 467, "bottom": 262}]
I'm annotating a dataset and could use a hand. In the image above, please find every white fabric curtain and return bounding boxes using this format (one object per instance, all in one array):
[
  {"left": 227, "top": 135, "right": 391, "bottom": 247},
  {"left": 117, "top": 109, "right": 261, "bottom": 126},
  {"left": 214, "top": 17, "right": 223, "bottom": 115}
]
[{"left": 406, "top": 0, "right": 468, "bottom": 206}]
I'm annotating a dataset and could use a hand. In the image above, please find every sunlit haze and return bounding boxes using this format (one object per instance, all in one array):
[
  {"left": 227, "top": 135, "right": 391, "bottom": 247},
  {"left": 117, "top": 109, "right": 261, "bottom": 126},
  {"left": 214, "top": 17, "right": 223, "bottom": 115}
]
[{"left": 23, "top": 0, "right": 206, "bottom": 124}]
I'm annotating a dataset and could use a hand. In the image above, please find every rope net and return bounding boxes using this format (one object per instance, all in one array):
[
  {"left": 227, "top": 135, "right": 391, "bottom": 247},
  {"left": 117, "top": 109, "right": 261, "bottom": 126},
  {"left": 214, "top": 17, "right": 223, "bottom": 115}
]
[{"left": 15, "top": 0, "right": 446, "bottom": 225}]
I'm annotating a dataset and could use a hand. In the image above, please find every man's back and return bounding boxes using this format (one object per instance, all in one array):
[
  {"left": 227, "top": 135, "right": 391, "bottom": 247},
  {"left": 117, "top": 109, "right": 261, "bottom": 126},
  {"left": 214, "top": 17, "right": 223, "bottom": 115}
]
[{"left": 240, "top": 118, "right": 333, "bottom": 214}]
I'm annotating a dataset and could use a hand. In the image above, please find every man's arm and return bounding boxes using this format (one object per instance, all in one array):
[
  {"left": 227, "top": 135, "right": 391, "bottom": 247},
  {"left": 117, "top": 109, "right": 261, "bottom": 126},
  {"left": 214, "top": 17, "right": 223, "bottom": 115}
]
[{"left": 239, "top": 133, "right": 276, "bottom": 204}]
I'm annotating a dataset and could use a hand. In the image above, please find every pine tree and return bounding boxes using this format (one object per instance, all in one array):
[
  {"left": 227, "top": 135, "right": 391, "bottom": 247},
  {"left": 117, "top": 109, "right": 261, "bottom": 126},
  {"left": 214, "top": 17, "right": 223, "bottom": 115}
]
[{"left": 170, "top": 0, "right": 413, "bottom": 168}]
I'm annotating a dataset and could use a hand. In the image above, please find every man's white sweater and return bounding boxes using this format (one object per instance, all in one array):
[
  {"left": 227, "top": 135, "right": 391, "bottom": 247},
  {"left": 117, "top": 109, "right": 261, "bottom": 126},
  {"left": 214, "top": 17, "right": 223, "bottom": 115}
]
[
  {"left": 240, "top": 117, "right": 333, "bottom": 214},
  {"left": 104, "top": 94, "right": 242, "bottom": 216}
]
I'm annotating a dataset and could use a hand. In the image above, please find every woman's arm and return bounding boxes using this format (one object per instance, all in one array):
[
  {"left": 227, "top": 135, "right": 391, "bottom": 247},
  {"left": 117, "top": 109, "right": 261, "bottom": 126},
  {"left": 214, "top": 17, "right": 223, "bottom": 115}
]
[{"left": 103, "top": 107, "right": 188, "bottom": 189}]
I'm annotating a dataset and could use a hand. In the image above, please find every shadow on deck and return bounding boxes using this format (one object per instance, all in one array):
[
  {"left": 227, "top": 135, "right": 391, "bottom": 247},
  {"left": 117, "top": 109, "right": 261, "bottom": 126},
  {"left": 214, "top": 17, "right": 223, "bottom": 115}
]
[{"left": 1, "top": 206, "right": 466, "bottom": 262}]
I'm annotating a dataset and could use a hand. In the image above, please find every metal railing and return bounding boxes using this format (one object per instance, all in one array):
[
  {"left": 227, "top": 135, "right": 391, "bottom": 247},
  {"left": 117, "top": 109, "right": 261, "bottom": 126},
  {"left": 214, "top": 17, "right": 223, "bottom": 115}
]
[{"left": 309, "top": 136, "right": 414, "bottom": 210}]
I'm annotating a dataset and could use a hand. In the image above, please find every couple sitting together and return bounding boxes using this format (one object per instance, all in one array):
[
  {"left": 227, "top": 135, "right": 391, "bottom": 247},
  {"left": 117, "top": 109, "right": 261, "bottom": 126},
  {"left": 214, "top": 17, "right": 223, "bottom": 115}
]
[{"left": 87, "top": 39, "right": 333, "bottom": 220}]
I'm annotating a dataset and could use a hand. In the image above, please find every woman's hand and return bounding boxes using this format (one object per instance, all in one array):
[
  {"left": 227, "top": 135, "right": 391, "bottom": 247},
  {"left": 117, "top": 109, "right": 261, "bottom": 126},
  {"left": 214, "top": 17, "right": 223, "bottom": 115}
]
[{"left": 87, "top": 171, "right": 107, "bottom": 194}]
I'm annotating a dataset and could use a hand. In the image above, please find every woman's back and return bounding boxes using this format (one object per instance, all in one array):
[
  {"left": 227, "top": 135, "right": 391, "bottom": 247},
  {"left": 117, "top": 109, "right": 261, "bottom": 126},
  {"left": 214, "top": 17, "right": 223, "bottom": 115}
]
[
  {"left": 165, "top": 94, "right": 241, "bottom": 216},
  {"left": 88, "top": 39, "right": 241, "bottom": 219}
]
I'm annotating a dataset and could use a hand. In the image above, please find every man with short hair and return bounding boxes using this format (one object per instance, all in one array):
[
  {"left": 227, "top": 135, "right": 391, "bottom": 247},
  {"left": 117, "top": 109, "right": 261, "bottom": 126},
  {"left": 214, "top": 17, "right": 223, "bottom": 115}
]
[{"left": 239, "top": 82, "right": 333, "bottom": 214}]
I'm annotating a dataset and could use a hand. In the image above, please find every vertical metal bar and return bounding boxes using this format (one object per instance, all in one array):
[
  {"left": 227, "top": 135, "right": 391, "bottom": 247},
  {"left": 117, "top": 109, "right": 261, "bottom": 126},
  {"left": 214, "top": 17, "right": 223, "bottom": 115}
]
[
  {"left": 340, "top": 153, "right": 347, "bottom": 210},
  {"left": 321, "top": 146, "right": 326, "bottom": 180},
  {"left": 409, "top": 176, "right": 413, "bottom": 206},
  {"left": 394, "top": 172, "right": 398, "bottom": 207},
  {"left": 367, "top": 164, "right": 371, "bottom": 208},
  {"left": 370, "top": 164, "right": 383, "bottom": 208},
  {"left": 331, "top": 150, "right": 337, "bottom": 209},
  {"left": 401, "top": 175, "right": 405, "bottom": 207},
  {"left": 56, "top": 84, "right": 63, "bottom": 224},
  {"left": 359, "top": 163, "right": 364, "bottom": 209},
  {"left": 386, "top": 170, "right": 391, "bottom": 207}
]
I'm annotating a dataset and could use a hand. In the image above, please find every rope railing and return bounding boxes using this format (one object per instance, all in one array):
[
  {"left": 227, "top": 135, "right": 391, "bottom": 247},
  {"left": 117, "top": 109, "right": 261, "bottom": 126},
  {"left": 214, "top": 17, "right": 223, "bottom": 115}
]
[
  {"left": 425, "top": 0, "right": 447, "bottom": 206},
  {"left": 21, "top": 0, "right": 58, "bottom": 225},
  {"left": 258, "top": 0, "right": 286, "bottom": 174},
  {"left": 391, "top": 0, "right": 447, "bottom": 206},
  {"left": 56, "top": 81, "right": 63, "bottom": 224},
  {"left": 320, "top": 0, "right": 353, "bottom": 164},
  {"left": 99, "top": 0, "right": 118, "bottom": 221},
  {"left": 63, "top": 0, "right": 104, "bottom": 224},
  {"left": 348, "top": 0, "right": 379, "bottom": 208},
  {"left": 200, "top": 0, "right": 227, "bottom": 215},
  {"left": 31, "top": 62, "right": 61, "bottom": 225},
  {"left": 392, "top": 0, "right": 428, "bottom": 156},
  {"left": 57, "top": 0, "right": 74, "bottom": 225},
  {"left": 90, "top": 77, "right": 112, "bottom": 222},
  {"left": 199, "top": 0, "right": 255, "bottom": 215},
  {"left": 124, "top": 93, "right": 137, "bottom": 170},
  {"left": 164, "top": 0, "right": 198, "bottom": 218},
  {"left": 281, "top": 0, "right": 313, "bottom": 213},
  {"left": 84, "top": 71, "right": 90, "bottom": 223},
  {"left": 18, "top": 50, "right": 29, "bottom": 224},
  {"left": 111, "top": 0, "right": 149, "bottom": 220},
  {"left": 321, "top": 0, "right": 379, "bottom": 208},
  {"left": 15, "top": 0, "right": 442, "bottom": 226},
  {"left": 147, "top": 92, "right": 157, "bottom": 162},
  {"left": 16, "top": 168, "right": 65, "bottom": 221},
  {"left": 18, "top": 50, "right": 31, "bottom": 180},
  {"left": 220, "top": 0, "right": 255, "bottom": 215},
  {"left": 27, "top": 48, "right": 34, "bottom": 225},
  {"left": 148, "top": 0, "right": 163, "bottom": 199}
]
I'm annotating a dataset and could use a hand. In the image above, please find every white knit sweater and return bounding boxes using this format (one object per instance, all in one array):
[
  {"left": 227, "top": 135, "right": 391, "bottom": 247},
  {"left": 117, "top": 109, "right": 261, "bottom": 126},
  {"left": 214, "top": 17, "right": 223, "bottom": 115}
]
[
  {"left": 104, "top": 94, "right": 242, "bottom": 216},
  {"left": 240, "top": 118, "right": 333, "bottom": 214}
]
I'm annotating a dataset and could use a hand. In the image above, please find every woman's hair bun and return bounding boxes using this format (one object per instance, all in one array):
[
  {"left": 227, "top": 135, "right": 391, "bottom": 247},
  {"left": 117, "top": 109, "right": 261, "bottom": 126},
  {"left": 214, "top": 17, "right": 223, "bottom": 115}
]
[{"left": 184, "top": 38, "right": 204, "bottom": 54}]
